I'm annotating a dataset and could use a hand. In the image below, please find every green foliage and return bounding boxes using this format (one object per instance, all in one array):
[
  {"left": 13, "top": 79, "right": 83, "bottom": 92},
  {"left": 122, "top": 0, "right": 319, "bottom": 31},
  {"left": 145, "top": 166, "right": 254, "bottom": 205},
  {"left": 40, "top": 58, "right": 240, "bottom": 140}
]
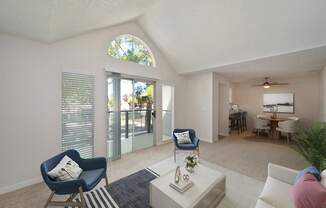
[
  {"left": 185, "top": 154, "right": 198, "bottom": 168},
  {"left": 107, "top": 35, "right": 154, "bottom": 67},
  {"left": 133, "top": 83, "right": 154, "bottom": 108},
  {"left": 293, "top": 122, "right": 326, "bottom": 171},
  {"left": 146, "top": 84, "right": 154, "bottom": 99}
]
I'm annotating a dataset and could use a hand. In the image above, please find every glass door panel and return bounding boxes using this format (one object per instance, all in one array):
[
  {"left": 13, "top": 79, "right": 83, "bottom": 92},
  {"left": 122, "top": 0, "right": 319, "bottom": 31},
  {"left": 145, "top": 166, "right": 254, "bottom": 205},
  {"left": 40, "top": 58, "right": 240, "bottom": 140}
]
[
  {"left": 107, "top": 76, "right": 155, "bottom": 159},
  {"left": 120, "top": 79, "right": 133, "bottom": 154},
  {"left": 162, "top": 85, "right": 174, "bottom": 141},
  {"left": 107, "top": 77, "right": 121, "bottom": 160},
  {"left": 132, "top": 81, "right": 155, "bottom": 151}
]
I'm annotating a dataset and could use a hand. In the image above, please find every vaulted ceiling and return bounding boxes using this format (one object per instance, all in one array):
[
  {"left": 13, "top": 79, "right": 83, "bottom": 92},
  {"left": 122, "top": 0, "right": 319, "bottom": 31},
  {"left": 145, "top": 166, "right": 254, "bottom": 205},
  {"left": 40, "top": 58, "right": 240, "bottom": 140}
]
[
  {"left": 0, "top": 0, "right": 157, "bottom": 42},
  {"left": 1, "top": 0, "right": 326, "bottom": 81},
  {"left": 138, "top": 0, "right": 326, "bottom": 77}
]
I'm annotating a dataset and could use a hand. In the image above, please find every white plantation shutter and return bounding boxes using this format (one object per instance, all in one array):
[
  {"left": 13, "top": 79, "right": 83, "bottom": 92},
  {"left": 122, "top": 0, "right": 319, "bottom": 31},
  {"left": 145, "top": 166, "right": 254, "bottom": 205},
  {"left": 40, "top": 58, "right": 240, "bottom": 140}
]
[{"left": 62, "top": 72, "right": 95, "bottom": 158}]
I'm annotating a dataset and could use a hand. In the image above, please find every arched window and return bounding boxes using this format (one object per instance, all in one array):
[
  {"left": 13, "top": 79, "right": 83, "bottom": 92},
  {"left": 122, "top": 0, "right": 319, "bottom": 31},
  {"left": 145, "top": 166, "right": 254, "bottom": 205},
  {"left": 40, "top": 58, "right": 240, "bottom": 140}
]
[{"left": 107, "top": 34, "right": 156, "bottom": 67}]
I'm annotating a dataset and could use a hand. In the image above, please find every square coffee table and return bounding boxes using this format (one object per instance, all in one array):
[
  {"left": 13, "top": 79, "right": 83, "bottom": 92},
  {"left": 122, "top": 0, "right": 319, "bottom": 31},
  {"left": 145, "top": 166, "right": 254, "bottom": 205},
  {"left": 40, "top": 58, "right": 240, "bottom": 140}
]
[{"left": 150, "top": 163, "right": 225, "bottom": 208}]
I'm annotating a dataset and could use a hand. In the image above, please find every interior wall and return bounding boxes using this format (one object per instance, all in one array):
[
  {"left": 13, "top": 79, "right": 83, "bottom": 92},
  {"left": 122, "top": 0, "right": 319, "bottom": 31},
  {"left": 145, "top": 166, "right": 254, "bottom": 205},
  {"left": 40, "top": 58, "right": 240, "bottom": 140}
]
[
  {"left": 212, "top": 75, "right": 219, "bottom": 141},
  {"left": 218, "top": 83, "right": 230, "bottom": 136},
  {"left": 213, "top": 74, "right": 230, "bottom": 138},
  {"left": 321, "top": 67, "right": 326, "bottom": 122},
  {"left": 232, "top": 73, "right": 321, "bottom": 130},
  {"left": 0, "top": 21, "right": 186, "bottom": 193},
  {"left": 184, "top": 72, "right": 213, "bottom": 142}
]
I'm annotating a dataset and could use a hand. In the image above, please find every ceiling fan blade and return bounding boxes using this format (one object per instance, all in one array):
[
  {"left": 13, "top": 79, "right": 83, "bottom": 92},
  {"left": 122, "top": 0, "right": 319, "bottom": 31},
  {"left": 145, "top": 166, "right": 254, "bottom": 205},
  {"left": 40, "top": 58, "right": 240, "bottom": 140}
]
[
  {"left": 270, "top": 82, "right": 288, "bottom": 86},
  {"left": 252, "top": 84, "right": 264, "bottom": 86}
]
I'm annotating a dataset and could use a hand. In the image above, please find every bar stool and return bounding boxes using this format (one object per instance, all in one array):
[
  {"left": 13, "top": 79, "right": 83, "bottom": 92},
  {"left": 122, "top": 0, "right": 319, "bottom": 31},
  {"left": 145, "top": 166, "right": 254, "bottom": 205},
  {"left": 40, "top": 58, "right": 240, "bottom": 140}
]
[
  {"left": 229, "top": 113, "right": 242, "bottom": 134},
  {"left": 240, "top": 111, "right": 247, "bottom": 131}
]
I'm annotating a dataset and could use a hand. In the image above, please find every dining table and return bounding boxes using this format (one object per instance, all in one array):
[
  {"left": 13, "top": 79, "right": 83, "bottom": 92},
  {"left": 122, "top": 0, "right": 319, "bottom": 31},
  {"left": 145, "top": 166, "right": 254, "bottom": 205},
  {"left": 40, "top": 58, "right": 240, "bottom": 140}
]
[{"left": 259, "top": 117, "right": 289, "bottom": 138}]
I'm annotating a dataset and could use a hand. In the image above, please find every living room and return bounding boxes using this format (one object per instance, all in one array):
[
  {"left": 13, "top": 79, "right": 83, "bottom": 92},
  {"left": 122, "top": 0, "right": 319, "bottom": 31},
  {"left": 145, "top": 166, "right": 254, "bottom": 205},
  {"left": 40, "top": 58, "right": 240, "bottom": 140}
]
[{"left": 1, "top": 1, "right": 326, "bottom": 208}]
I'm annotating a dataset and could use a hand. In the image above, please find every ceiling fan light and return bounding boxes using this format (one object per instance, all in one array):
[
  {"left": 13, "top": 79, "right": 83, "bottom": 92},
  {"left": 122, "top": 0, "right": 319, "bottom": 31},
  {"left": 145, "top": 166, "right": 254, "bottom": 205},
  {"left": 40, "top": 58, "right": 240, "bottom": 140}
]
[{"left": 263, "top": 85, "right": 270, "bottom": 89}]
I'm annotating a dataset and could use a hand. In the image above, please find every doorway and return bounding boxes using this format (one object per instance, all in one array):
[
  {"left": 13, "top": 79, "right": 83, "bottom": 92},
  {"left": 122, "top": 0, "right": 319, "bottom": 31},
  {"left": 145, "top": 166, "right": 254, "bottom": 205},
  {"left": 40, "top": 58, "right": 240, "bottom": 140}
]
[{"left": 107, "top": 76, "right": 155, "bottom": 160}]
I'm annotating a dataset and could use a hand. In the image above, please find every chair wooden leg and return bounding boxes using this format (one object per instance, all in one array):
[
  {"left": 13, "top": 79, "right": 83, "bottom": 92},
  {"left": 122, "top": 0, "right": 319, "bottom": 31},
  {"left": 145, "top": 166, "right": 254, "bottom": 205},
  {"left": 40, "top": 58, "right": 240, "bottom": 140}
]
[
  {"left": 66, "top": 193, "right": 77, "bottom": 202},
  {"left": 287, "top": 133, "right": 290, "bottom": 144},
  {"left": 105, "top": 175, "right": 109, "bottom": 187},
  {"left": 79, "top": 187, "right": 86, "bottom": 208},
  {"left": 66, "top": 193, "right": 77, "bottom": 208},
  {"left": 44, "top": 191, "right": 55, "bottom": 208},
  {"left": 45, "top": 191, "right": 82, "bottom": 208}
]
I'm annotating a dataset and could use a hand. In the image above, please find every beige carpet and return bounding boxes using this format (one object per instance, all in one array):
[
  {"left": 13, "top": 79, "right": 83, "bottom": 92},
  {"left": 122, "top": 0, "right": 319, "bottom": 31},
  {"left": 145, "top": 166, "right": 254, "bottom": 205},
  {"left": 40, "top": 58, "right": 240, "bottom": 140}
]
[
  {"left": 0, "top": 133, "right": 307, "bottom": 207},
  {"left": 199, "top": 132, "right": 307, "bottom": 181}
]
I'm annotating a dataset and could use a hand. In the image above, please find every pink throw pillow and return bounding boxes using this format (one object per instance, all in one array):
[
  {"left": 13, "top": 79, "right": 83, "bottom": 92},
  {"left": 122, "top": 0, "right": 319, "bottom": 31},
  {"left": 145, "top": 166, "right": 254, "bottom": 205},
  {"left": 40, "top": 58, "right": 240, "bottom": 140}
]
[{"left": 291, "top": 173, "right": 326, "bottom": 208}]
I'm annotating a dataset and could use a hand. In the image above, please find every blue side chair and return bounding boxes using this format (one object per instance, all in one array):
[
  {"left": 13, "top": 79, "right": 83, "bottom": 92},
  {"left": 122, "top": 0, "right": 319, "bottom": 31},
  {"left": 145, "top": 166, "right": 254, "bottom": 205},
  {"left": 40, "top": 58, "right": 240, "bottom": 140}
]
[
  {"left": 40, "top": 149, "right": 108, "bottom": 208},
  {"left": 172, "top": 129, "right": 200, "bottom": 162}
]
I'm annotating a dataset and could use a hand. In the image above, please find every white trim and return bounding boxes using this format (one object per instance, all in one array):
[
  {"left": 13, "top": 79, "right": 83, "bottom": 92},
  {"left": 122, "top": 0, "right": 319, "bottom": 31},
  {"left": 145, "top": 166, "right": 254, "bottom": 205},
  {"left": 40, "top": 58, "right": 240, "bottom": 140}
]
[
  {"left": 219, "top": 133, "right": 229, "bottom": 137},
  {"left": 0, "top": 177, "right": 42, "bottom": 195}
]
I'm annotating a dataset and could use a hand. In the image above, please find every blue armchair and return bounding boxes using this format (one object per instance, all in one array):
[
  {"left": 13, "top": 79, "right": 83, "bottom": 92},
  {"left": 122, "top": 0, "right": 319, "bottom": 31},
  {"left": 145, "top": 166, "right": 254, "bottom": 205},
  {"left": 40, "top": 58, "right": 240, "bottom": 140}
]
[
  {"left": 172, "top": 129, "right": 200, "bottom": 162},
  {"left": 40, "top": 149, "right": 108, "bottom": 208}
]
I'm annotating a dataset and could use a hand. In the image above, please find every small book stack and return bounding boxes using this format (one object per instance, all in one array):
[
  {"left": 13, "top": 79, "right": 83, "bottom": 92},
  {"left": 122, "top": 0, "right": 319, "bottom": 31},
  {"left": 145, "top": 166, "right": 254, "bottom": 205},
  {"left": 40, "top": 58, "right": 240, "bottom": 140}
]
[{"left": 169, "top": 180, "right": 194, "bottom": 193}]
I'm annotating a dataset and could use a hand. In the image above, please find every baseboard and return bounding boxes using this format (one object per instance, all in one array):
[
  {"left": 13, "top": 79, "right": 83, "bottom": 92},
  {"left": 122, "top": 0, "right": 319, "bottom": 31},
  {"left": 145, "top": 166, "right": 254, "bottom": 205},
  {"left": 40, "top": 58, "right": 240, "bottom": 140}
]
[
  {"left": 201, "top": 138, "right": 214, "bottom": 143},
  {"left": 219, "top": 133, "right": 229, "bottom": 137},
  {"left": 0, "top": 177, "right": 42, "bottom": 195}
]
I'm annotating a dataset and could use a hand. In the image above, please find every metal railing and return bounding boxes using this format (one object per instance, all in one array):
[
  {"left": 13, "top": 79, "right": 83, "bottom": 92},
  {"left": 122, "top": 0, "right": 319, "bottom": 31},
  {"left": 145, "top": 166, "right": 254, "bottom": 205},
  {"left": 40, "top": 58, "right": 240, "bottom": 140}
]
[{"left": 108, "top": 109, "right": 153, "bottom": 139}]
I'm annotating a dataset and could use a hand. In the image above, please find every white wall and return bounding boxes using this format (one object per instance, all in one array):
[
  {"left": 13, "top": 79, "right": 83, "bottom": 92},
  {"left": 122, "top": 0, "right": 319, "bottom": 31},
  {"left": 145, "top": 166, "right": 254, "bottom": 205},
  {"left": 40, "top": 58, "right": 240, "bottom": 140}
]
[
  {"left": 0, "top": 21, "right": 186, "bottom": 193},
  {"left": 183, "top": 72, "right": 231, "bottom": 142},
  {"left": 184, "top": 72, "right": 213, "bottom": 142},
  {"left": 213, "top": 74, "right": 231, "bottom": 139},
  {"left": 233, "top": 73, "right": 321, "bottom": 130},
  {"left": 212, "top": 75, "right": 219, "bottom": 141},
  {"left": 321, "top": 67, "right": 326, "bottom": 122}
]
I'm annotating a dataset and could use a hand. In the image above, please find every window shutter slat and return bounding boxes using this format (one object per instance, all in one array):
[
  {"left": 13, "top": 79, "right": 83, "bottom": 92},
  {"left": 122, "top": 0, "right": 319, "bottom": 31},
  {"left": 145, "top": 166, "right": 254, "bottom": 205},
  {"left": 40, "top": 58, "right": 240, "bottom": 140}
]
[{"left": 62, "top": 72, "right": 95, "bottom": 158}]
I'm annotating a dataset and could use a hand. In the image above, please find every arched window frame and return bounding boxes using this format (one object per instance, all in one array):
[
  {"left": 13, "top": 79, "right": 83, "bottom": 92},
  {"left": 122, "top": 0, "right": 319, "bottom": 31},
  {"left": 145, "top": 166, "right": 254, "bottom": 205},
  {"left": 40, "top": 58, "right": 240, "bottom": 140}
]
[{"left": 107, "top": 34, "right": 156, "bottom": 67}]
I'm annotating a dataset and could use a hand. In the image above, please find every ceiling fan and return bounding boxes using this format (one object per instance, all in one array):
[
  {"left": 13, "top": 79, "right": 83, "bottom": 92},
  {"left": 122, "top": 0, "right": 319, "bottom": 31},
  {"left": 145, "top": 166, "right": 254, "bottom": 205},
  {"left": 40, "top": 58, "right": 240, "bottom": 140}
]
[{"left": 252, "top": 77, "right": 288, "bottom": 89}]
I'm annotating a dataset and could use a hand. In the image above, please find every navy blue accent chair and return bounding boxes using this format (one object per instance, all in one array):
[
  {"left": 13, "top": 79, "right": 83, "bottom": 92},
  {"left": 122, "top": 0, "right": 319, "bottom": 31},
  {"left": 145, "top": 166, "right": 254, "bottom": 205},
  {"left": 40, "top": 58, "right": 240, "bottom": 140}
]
[
  {"left": 40, "top": 149, "right": 108, "bottom": 208},
  {"left": 172, "top": 129, "right": 200, "bottom": 162}
]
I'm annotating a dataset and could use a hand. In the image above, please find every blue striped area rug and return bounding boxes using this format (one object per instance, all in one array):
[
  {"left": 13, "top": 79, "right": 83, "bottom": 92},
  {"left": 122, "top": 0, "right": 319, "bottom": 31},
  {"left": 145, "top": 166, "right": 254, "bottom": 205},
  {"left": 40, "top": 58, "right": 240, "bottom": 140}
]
[{"left": 75, "top": 168, "right": 160, "bottom": 208}]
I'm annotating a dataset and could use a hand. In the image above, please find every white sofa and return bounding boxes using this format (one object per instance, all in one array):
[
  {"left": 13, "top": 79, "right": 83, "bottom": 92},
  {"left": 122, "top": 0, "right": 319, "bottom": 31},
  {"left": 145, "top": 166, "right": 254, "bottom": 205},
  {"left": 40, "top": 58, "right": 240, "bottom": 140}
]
[{"left": 255, "top": 163, "right": 299, "bottom": 208}]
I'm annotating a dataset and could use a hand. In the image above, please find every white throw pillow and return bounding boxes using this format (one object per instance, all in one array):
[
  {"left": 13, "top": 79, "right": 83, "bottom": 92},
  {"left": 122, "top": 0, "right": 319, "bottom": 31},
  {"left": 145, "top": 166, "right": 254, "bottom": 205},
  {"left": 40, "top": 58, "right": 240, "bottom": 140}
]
[
  {"left": 321, "top": 169, "right": 326, "bottom": 189},
  {"left": 174, "top": 131, "right": 192, "bottom": 144},
  {"left": 47, "top": 155, "right": 83, "bottom": 181}
]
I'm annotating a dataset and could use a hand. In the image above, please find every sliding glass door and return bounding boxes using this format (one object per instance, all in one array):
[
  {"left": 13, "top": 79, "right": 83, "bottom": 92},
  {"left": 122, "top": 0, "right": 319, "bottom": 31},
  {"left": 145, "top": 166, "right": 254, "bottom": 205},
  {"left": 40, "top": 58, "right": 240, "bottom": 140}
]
[{"left": 107, "top": 76, "right": 155, "bottom": 159}]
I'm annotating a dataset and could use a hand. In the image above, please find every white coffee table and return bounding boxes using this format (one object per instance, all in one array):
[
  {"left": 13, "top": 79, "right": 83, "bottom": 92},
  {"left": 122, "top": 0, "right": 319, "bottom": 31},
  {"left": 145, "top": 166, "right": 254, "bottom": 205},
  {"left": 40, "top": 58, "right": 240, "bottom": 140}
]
[{"left": 149, "top": 163, "right": 226, "bottom": 208}]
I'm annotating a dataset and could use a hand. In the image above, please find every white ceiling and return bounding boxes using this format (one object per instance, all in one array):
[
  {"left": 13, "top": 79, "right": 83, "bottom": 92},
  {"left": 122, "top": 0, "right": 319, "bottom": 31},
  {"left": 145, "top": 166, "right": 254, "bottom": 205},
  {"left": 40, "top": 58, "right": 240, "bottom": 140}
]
[
  {"left": 206, "top": 45, "right": 326, "bottom": 82},
  {"left": 139, "top": 0, "right": 326, "bottom": 76},
  {"left": 0, "top": 0, "right": 157, "bottom": 42},
  {"left": 1, "top": 0, "right": 326, "bottom": 81}
]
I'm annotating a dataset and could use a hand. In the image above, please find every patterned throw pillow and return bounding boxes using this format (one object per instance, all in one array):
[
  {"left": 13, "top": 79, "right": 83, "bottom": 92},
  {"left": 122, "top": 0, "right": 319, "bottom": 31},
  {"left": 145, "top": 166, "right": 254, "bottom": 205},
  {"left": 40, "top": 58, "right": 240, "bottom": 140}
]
[
  {"left": 47, "top": 155, "right": 83, "bottom": 181},
  {"left": 174, "top": 131, "right": 192, "bottom": 144}
]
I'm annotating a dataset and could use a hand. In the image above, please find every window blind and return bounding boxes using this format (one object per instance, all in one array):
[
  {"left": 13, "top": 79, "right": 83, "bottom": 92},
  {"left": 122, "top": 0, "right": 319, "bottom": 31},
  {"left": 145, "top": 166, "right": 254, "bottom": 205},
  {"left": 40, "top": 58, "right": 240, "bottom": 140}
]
[{"left": 62, "top": 72, "right": 95, "bottom": 158}]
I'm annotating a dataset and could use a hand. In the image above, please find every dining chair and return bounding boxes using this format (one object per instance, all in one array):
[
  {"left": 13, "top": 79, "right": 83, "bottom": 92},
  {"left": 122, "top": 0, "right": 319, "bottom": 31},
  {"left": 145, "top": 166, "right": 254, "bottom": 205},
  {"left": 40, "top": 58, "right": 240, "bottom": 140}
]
[
  {"left": 257, "top": 114, "right": 269, "bottom": 119},
  {"left": 253, "top": 117, "right": 270, "bottom": 136},
  {"left": 287, "top": 117, "right": 299, "bottom": 121},
  {"left": 276, "top": 119, "right": 299, "bottom": 144}
]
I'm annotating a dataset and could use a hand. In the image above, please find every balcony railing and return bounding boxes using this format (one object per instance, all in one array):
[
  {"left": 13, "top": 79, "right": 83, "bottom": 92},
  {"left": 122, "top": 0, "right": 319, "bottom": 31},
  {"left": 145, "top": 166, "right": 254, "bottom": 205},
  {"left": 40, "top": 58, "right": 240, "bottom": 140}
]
[{"left": 108, "top": 109, "right": 153, "bottom": 139}]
